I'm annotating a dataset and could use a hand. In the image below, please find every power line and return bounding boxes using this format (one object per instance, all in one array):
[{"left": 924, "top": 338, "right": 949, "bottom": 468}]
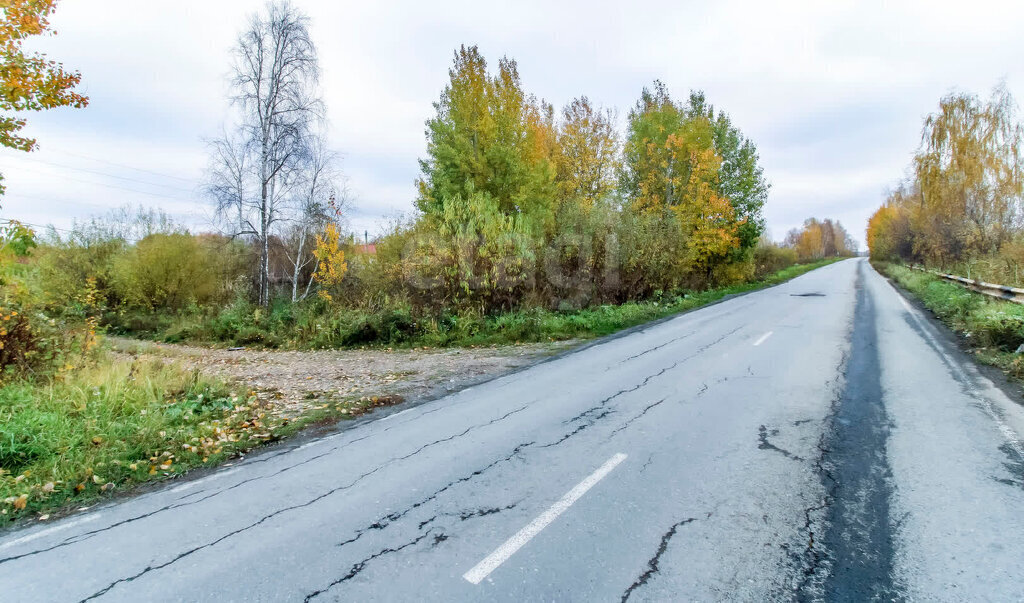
[
  {"left": 0, "top": 219, "right": 74, "bottom": 234},
  {"left": 13, "top": 165, "right": 196, "bottom": 202},
  {"left": 8, "top": 155, "right": 197, "bottom": 194},
  {"left": 53, "top": 149, "right": 197, "bottom": 183}
]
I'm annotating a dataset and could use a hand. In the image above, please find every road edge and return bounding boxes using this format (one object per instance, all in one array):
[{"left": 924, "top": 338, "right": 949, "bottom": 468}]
[{"left": 871, "top": 261, "right": 1024, "bottom": 410}]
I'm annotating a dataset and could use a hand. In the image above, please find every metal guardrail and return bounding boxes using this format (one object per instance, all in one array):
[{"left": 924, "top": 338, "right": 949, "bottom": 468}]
[{"left": 909, "top": 265, "right": 1024, "bottom": 304}]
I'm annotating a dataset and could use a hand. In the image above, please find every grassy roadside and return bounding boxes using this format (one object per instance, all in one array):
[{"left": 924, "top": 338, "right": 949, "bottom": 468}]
[
  {"left": 875, "top": 262, "right": 1024, "bottom": 381},
  {"left": 0, "top": 353, "right": 398, "bottom": 526},
  {"left": 123, "top": 258, "right": 847, "bottom": 350},
  {"left": 1, "top": 258, "right": 840, "bottom": 527}
]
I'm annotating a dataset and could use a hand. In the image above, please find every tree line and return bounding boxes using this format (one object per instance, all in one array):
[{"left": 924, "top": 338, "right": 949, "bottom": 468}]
[
  {"left": 1, "top": 0, "right": 858, "bottom": 355},
  {"left": 195, "top": 0, "right": 779, "bottom": 315},
  {"left": 867, "top": 85, "right": 1024, "bottom": 281}
]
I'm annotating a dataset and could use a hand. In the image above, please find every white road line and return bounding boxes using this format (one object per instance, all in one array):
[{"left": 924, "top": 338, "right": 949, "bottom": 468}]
[
  {"left": 462, "top": 452, "right": 628, "bottom": 585},
  {"left": 168, "top": 468, "right": 240, "bottom": 494},
  {"left": 752, "top": 331, "right": 773, "bottom": 346},
  {"left": 0, "top": 514, "right": 100, "bottom": 551},
  {"left": 379, "top": 407, "right": 415, "bottom": 423},
  {"left": 896, "top": 293, "right": 913, "bottom": 312}
]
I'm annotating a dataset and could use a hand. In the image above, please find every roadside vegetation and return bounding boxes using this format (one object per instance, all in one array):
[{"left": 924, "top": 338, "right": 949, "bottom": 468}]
[
  {"left": 877, "top": 263, "right": 1024, "bottom": 380},
  {"left": 0, "top": 351, "right": 402, "bottom": 524},
  {"left": 867, "top": 83, "right": 1024, "bottom": 381},
  {"left": 0, "top": 0, "right": 856, "bottom": 524},
  {"left": 867, "top": 84, "right": 1024, "bottom": 283},
  {"left": 110, "top": 255, "right": 845, "bottom": 350},
  {"left": 30, "top": 19, "right": 857, "bottom": 351}
]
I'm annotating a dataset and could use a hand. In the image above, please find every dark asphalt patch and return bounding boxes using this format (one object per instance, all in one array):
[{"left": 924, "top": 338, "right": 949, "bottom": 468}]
[
  {"left": 758, "top": 425, "right": 804, "bottom": 461},
  {"left": 791, "top": 293, "right": 826, "bottom": 297},
  {"left": 804, "top": 261, "right": 900, "bottom": 601},
  {"left": 996, "top": 442, "right": 1024, "bottom": 488}
]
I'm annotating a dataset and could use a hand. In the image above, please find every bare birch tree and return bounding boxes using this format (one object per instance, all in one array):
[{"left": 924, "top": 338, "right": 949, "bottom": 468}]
[
  {"left": 285, "top": 135, "right": 342, "bottom": 302},
  {"left": 208, "top": 0, "right": 323, "bottom": 306},
  {"left": 206, "top": 131, "right": 250, "bottom": 236}
]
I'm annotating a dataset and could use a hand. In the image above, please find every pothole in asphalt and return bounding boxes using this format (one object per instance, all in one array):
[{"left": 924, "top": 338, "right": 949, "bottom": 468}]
[{"left": 791, "top": 292, "right": 826, "bottom": 297}]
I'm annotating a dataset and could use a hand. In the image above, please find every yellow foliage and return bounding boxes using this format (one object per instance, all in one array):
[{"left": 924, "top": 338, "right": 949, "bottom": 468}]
[
  {"left": 312, "top": 223, "right": 347, "bottom": 301},
  {"left": 552, "top": 97, "right": 620, "bottom": 207},
  {"left": 0, "top": 0, "right": 88, "bottom": 193}
]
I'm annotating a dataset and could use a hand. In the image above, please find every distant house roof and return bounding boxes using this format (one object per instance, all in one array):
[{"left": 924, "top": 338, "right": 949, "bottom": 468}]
[{"left": 353, "top": 243, "right": 376, "bottom": 255}]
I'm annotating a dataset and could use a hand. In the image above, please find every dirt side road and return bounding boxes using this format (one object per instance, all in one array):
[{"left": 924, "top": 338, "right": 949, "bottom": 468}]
[{"left": 110, "top": 338, "right": 578, "bottom": 417}]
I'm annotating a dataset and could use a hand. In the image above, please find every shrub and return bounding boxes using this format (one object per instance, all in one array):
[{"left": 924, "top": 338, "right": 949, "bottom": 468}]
[
  {"left": 753, "top": 241, "right": 798, "bottom": 279},
  {"left": 110, "top": 233, "right": 247, "bottom": 311}
]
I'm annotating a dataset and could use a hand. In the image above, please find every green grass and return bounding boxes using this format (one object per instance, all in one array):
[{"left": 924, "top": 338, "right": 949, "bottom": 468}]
[
  {"left": 877, "top": 262, "right": 1024, "bottom": 380},
  {"left": 0, "top": 352, "right": 395, "bottom": 525},
  {"left": 114, "top": 258, "right": 845, "bottom": 350}
]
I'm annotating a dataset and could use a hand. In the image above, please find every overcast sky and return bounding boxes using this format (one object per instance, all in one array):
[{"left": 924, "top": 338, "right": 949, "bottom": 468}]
[{"left": 2, "top": 0, "right": 1023, "bottom": 247}]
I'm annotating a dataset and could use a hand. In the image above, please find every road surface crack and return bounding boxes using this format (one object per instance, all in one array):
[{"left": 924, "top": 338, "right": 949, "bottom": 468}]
[
  {"left": 304, "top": 530, "right": 440, "bottom": 601},
  {"left": 337, "top": 444, "right": 534, "bottom": 549},
  {"left": 568, "top": 325, "right": 742, "bottom": 428},
  {"left": 618, "top": 329, "right": 698, "bottom": 363},
  {"left": 794, "top": 355, "right": 843, "bottom": 596},
  {"left": 75, "top": 406, "right": 530, "bottom": 601},
  {"left": 620, "top": 514, "right": 707, "bottom": 602},
  {"left": 555, "top": 325, "right": 742, "bottom": 449},
  {"left": 418, "top": 503, "right": 520, "bottom": 530},
  {"left": 607, "top": 397, "right": 668, "bottom": 438},
  {"left": 541, "top": 410, "right": 614, "bottom": 448}
]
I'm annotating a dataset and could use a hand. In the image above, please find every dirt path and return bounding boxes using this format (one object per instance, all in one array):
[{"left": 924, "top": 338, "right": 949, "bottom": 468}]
[{"left": 109, "top": 338, "right": 579, "bottom": 417}]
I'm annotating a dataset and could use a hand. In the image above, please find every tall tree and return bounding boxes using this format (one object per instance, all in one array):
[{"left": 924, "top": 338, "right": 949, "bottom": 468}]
[
  {"left": 621, "top": 82, "right": 740, "bottom": 279},
  {"left": 686, "top": 91, "right": 769, "bottom": 250},
  {"left": 914, "top": 86, "right": 1023, "bottom": 262},
  {"left": 416, "top": 45, "right": 556, "bottom": 230},
  {"left": 211, "top": 0, "right": 323, "bottom": 305},
  {"left": 620, "top": 81, "right": 688, "bottom": 211},
  {"left": 0, "top": 0, "right": 87, "bottom": 195},
  {"left": 553, "top": 97, "right": 620, "bottom": 208}
]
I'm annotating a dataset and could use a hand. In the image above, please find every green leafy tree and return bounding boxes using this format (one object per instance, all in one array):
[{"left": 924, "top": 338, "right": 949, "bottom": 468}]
[
  {"left": 686, "top": 91, "right": 768, "bottom": 250},
  {"left": 416, "top": 45, "right": 556, "bottom": 231}
]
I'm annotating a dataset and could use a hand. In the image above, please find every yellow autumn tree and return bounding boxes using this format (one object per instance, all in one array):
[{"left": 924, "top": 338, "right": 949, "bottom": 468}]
[
  {"left": 620, "top": 82, "right": 747, "bottom": 286},
  {"left": 553, "top": 97, "right": 620, "bottom": 208},
  {"left": 312, "top": 223, "right": 347, "bottom": 301},
  {"left": 913, "top": 86, "right": 1023, "bottom": 263},
  {"left": 680, "top": 146, "right": 740, "bottom": 275}
]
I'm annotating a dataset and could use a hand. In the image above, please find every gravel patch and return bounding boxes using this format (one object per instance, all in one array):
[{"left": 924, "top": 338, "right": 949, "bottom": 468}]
[{"left": 108, "top": 337, "right": 579, "bottom": 417}]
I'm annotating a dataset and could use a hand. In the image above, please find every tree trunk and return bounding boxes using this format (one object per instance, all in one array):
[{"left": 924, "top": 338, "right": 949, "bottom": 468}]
[
  {"left": 302, "top": 257, "right": 319, "bottom": 300},
  {"left": 260, "top": 176, "right": 270, "bottom": 306},
  {"left": 291, "top": 227, "right": 306, "bottom": 303}
]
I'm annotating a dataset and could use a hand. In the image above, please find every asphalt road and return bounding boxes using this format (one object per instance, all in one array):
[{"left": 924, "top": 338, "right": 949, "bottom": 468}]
[{"left": 2, "top": 258, "right": 1023, "bottom": 602}]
